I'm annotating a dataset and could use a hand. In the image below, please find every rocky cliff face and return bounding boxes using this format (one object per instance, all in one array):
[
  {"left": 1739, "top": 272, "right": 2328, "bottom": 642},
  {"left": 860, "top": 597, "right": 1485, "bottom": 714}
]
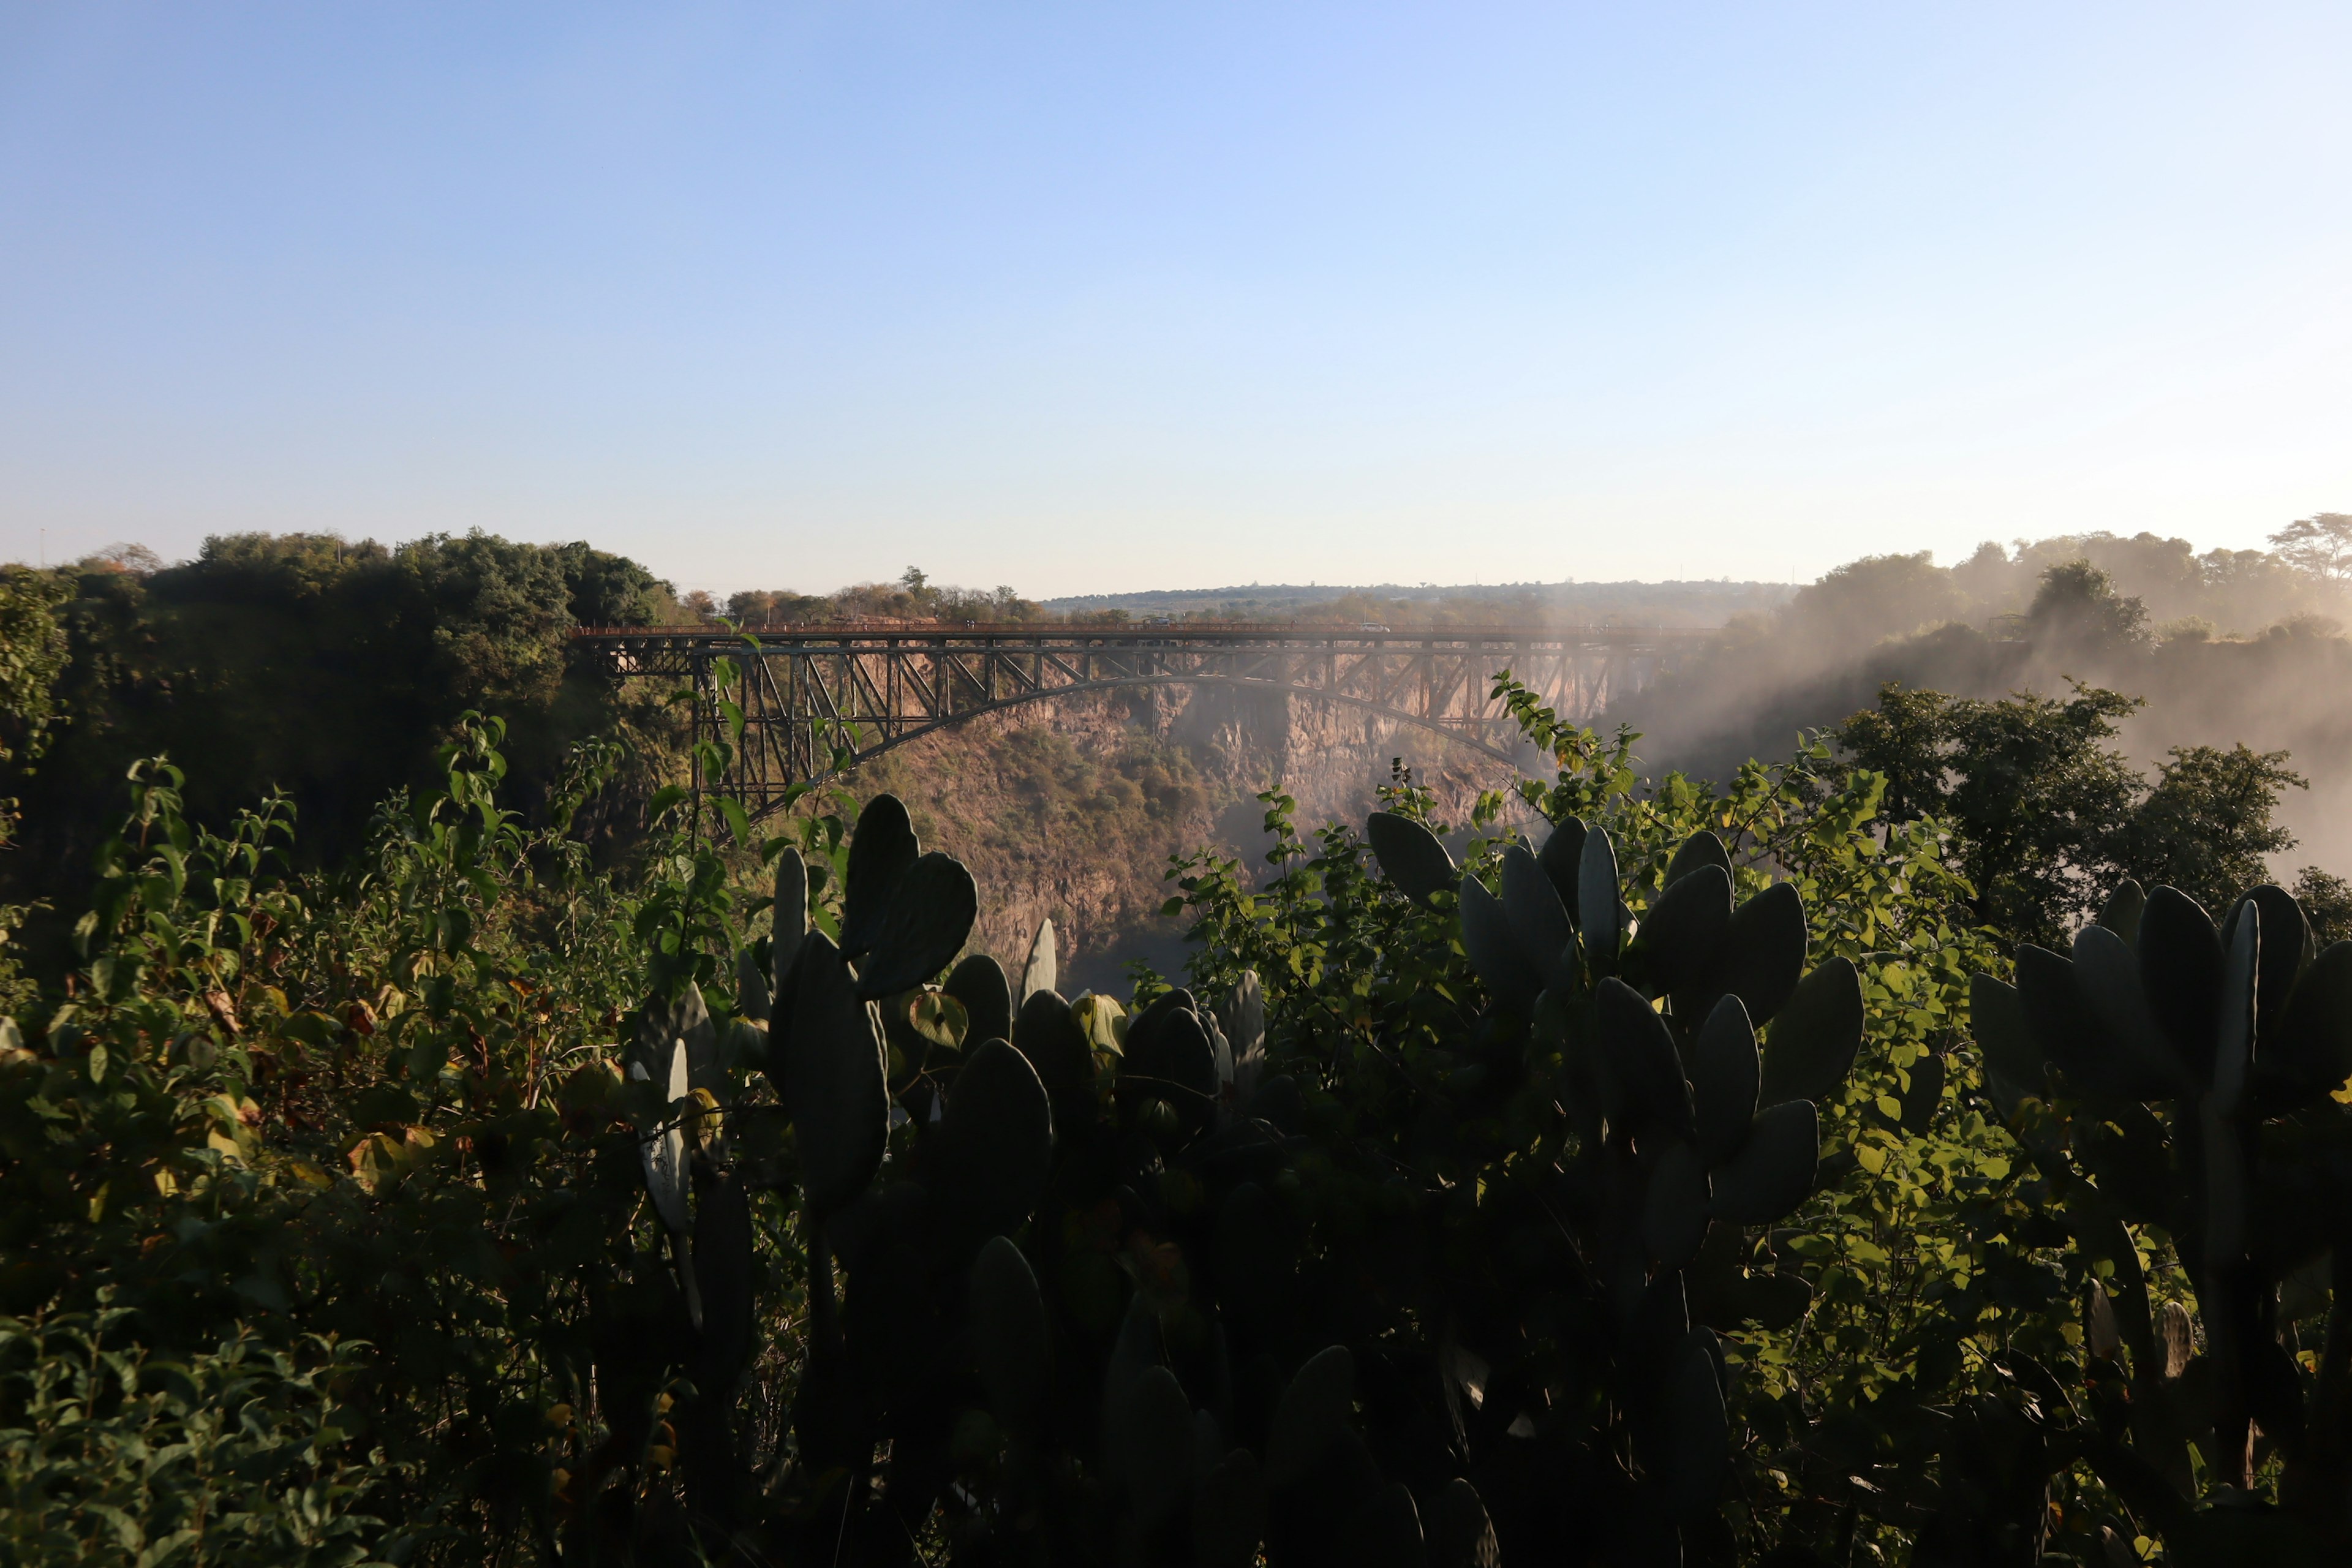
[{"left": 852, "top": 682, "right": 1520, "bottom": 995}]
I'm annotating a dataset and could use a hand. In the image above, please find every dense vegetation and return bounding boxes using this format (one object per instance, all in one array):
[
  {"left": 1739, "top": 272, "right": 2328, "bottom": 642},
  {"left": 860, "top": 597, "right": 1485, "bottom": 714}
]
[
  {"left": 1614, "top": 524, "right": 2352, "bottom": 795},
  {"left": 0, "top": 532, "right": 677, "bottom": 976},
  {"left": 712, "top": 568, "right": 1046, "bottom": 629},
  {"left": 1036, "top": 579, "right": 1788, "bottom": 630},
  {"left": 4, "top": 530, "right": 2352, "bottom": 1565},
  {"left": 1833, "top": 681, "right": 2328, "bottom": 949}
]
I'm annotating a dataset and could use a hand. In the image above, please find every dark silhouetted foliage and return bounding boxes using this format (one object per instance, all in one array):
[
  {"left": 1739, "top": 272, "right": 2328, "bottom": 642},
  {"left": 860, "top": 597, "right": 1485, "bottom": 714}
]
[{"left": 0, "top": 532, "right": 674, "bottom": 969}]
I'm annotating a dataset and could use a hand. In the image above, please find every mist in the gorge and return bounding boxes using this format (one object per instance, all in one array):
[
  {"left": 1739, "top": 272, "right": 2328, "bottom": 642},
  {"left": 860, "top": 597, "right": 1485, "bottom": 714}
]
[{"left": 1608, "top": 520, "right": 2352, "bottom": 880}]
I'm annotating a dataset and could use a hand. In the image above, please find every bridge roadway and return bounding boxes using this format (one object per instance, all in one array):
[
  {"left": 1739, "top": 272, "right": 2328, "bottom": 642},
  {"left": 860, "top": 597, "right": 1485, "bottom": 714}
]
[{"left": 576, "top": 622, "right": 1717, "bottom": 820}]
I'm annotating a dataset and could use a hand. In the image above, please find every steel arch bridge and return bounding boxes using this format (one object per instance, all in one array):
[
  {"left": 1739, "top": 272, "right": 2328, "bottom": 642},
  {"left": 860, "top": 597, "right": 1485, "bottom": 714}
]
[{"left": 577, "top": 622, "right": 1713, "bottom": 821}]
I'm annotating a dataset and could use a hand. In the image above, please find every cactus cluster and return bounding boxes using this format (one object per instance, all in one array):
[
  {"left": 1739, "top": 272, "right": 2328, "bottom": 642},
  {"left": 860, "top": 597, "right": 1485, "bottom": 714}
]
[
  {"left": 1970, "top": 879, "right": 2352, "bottom": 1555},
  {"left": 608, "top": 794, "right": 1458, "bottom": 1565},
  {"left": 609, "top": 794, "right": 1863, "bottom": 1564},
  {"left": 1362, "top": 810, "right": 1863, "bottom": 1566}
]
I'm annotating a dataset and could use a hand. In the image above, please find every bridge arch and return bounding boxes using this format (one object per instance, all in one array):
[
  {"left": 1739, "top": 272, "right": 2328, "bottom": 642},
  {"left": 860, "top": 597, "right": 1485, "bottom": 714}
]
[{"left": 826, "top": 672, "right": 1531, "bottom": 774}]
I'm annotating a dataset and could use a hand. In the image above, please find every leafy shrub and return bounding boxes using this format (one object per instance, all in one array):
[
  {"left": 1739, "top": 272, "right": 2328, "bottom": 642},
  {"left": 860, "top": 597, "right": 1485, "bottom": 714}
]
[{"left": 0, "top": 1313, "right": 381, "bottom": 1567}]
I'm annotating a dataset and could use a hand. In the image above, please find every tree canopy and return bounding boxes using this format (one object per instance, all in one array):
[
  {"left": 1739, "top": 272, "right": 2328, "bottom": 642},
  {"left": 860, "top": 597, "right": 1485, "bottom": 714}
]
[{"left": 0, "top": 532, "right": 676, "bottom": 970}]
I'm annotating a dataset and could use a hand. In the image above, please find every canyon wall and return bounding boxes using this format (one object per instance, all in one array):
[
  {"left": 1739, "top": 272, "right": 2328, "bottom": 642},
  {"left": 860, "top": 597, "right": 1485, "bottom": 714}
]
[{"left": 852, "top": 682, "right": 1525, "bottom": 996}]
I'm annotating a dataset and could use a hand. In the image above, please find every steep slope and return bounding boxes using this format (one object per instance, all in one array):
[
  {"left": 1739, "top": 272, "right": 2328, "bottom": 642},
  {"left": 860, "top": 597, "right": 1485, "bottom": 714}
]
[{"left": 850, "top": 682, "right": 1517, "bottom": 994}]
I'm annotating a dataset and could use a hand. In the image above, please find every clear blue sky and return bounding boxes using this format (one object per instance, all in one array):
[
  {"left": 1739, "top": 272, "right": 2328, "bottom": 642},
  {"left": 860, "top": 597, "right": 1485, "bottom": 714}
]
[{"left": 2, "top": 3, "right": 2347, "bottom": 598}]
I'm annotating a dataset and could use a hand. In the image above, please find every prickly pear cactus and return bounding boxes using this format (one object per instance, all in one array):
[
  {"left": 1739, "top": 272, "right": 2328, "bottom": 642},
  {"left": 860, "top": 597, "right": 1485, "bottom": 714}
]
[
  {"left": 612, "top": 793, "right": 1434, "bottom": 1567},
  {"left": 1368, "top": 813, "right": 1864, "bottom": 1566},
  {"left": 611, "top": 790, "right": 1874, "bottom": 1566},
  {"left": 1972, "top": 879, "right": 2352, "bottom": 1558},
  {"left": 1021, "top": 913, "right": 1058, "bottom": 1001}
]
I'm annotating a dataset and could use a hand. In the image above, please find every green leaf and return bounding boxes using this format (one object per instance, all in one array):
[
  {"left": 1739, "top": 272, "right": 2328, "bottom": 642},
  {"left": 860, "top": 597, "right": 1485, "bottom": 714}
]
[
  {"left": 905, "top": 989, "right": 968, "bottom": 1051},
  {"left": 1071, "top": 992, "right": 1126, "bottom": 1057},
  {"left": 646, "top": 784, "right": 689, "bottom": 824}
]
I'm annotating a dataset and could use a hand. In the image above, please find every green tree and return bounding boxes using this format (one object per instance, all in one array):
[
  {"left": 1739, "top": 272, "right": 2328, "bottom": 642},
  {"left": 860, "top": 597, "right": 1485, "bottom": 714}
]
[
  {"left": 3, "top": 532, "right": 674, "bottom": 932},
  {"left": 2113, "top": 741, "right": 2303, "bottom": 912},
  {"left": 554, "top": 540, "right": 671, "bottom": 627},
  {"left": 1784, "top": 549, "right": 1967, "bottom": 654},
  {"left": 2027, "top": 559, "right": 2150, "bottom": 658},
  {"left": 1835, "top": 682, "right": 2318, "bottom": 947},
  {"left": 2267, "top": 511, "right": 2352, "bottom": 582},
  {"left": 2291, "top": 864, "right": 2352, "bottom": 946},
  {"left": 0, "top": 567, "right": 71, "bottom": 1012},
  {"left": 0, "top": 565, "right": 71, "bottom": 840},
  {"left": 1833, "top": 682, "right": 2143, "bottom": 943}
]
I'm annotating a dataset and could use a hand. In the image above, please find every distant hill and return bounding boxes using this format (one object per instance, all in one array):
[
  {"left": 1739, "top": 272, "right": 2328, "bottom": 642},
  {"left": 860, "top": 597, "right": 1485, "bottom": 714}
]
[{"left": 1039, "top": 578, "right": 1791, "bottom": 627}]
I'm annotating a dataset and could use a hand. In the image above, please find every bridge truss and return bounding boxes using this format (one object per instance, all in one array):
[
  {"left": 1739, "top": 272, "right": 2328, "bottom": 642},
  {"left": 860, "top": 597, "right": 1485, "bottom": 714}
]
[{"left": 577, "top": 623, "right": 1711, "bottom": 821}]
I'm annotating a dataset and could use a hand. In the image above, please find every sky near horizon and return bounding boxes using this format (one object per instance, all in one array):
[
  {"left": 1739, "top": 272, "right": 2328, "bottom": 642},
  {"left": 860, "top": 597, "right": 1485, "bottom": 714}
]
[{"left": 2, "top": 4, "right": 2348, "bottom": 599}]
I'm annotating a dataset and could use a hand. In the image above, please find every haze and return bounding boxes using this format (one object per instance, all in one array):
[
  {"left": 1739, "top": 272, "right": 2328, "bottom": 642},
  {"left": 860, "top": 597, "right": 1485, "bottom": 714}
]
[{"left": 2, "top": 2, "right": 2348, "bottom": 598}]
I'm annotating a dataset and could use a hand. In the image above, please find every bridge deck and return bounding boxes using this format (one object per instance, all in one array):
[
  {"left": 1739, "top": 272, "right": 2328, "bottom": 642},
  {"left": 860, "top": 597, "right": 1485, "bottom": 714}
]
[{"left": 577, "top": 621, "right": 1717, "bottom": 647}]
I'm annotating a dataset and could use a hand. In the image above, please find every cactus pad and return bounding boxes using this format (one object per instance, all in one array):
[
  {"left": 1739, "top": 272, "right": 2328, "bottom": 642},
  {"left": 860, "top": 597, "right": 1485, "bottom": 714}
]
[
  {"left": 782, "top": 930, "right": 889, "bottom": 1215},
  {"left": 1366, "top": 811, "right": 1456, "bottom": 907}
]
